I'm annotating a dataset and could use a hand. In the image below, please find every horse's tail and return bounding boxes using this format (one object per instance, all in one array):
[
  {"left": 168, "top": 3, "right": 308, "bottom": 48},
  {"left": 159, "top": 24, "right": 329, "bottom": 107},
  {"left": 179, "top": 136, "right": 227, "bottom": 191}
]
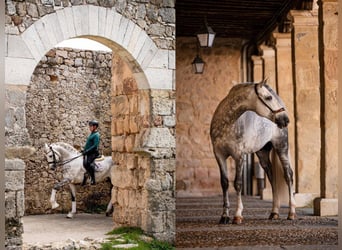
[{"left": 271, "top": 150, "right": 290, "bottom": 206}]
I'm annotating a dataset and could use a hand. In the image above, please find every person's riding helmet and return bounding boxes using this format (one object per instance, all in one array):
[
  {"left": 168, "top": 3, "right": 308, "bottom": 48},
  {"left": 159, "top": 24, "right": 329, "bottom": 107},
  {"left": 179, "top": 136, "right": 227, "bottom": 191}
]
[{"left": 88, "top": 120, "right": 99, "bottom": 127}]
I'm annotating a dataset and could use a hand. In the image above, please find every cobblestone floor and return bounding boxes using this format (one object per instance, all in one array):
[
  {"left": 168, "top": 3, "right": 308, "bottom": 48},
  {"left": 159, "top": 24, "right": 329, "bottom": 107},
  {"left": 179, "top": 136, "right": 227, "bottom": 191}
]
[{"left": 176, "top": 195, "right": 338, "bottom": 249}]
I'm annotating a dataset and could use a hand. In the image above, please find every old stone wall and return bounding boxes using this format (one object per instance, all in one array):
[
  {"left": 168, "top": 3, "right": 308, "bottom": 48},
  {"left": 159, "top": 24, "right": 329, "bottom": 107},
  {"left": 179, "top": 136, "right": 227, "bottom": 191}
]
[
  {"left": 176, "top": 37, "right": 242, "bottom": 196},
  {"left": 5, "top": 159, "right": 25, "bottom": 249},
  {"left": 24, "top": 47, "right": 113, "bottom": 214},
  {"left": 111, "top": 55, "right": 176, "bottom": 242},
  {"left": 5, "top": 0, "right": 175, "bottom": 49}
]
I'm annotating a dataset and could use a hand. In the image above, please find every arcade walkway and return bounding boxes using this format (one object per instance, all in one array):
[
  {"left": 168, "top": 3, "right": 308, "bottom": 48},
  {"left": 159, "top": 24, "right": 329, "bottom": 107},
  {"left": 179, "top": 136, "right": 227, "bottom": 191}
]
[{"left": 176, "top": 195, "right": 338, "bottom": 249}]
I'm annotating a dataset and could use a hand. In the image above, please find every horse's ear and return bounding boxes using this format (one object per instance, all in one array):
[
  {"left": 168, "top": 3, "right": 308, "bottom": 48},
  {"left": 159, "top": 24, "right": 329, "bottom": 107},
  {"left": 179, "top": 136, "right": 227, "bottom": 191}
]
[
  {"left": 44, "top": 143, "right": 49, "bottom": 152},
  {"left": 257, "top": 77, "right": 268, "bottom": 88}
]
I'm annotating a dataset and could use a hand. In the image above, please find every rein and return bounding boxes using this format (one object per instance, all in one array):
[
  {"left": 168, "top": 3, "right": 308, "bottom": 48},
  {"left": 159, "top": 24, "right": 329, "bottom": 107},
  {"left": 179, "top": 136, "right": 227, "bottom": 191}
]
[
  {"left": 47, "top": 146, "right": 83, "bottom": 168},
  {"left": 254, "top": 84, "right": 285, "bottom": 114}
]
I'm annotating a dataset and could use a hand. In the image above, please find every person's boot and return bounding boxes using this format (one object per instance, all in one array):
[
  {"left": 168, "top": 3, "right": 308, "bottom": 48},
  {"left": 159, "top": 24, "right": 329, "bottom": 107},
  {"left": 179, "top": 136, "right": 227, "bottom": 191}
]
[
  {"left": 81, "top": 173, "right": 88, "bottom": 186},
  {"left": 89, "top": 164, "right": 96, "bottom": 185}
]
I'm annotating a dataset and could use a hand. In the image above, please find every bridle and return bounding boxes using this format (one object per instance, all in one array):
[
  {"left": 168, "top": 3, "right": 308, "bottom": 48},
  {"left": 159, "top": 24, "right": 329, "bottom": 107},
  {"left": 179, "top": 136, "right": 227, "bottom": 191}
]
[
  {"left": 254, "top": 84, "right": 285, "bottom": 114},
  {"left": 47, "top": 145, "right": 83, "bottom": 169}
]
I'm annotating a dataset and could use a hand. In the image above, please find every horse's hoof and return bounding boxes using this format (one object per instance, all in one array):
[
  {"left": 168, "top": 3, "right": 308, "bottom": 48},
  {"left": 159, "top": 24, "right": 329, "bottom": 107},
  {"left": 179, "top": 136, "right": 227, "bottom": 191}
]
[
  {"left": 219, "top": 216, "right": 230, "bottom": 224},
  {"left": 51, "top": 202, "right": 60, "bottom": 209},
  {"left": 287, "top": 212, "right": 296, "bottom": 220},
  {"left": 232, "top": 216, "right": 243, "bottom": 224},
  {"left": 66, "top": 213, "right": 74, "bottom": 219},
  {"left": 269, "top": 212, "right": 279, "bottom": 220}
]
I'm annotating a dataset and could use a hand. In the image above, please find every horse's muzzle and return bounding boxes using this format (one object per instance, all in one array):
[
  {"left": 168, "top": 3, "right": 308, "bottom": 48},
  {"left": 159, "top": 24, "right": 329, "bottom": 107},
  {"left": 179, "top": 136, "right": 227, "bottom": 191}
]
[{"left": 275, "top": 113, "right": 289, "bottom": 128}]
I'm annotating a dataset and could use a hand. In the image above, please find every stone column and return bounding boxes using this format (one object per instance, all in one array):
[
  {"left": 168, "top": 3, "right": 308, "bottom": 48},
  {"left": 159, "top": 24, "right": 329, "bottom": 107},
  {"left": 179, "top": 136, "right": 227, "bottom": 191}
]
[
  {"left": 313, "top": 0, "right": 338, "bottom": 216},
  {"left": 259, "top": 45, "right": 276, "bottom": 90},
  {"left": 273, "top": 32, "right": 296, "bottom": 187},
  {"left": 251, "top": 56, "right": 267, "bottom": 197},
  {"left": 289, "top": 9, "right": 321, "bottom": 207}
]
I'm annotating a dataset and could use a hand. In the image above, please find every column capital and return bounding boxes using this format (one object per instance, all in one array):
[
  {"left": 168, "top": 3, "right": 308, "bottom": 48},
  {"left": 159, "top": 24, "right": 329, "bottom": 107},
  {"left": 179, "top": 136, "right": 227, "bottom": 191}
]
[
  {"left": 272, "top": 33, "right": 291, "bottom": 48},
  {"left": 251, "top": 55, "right": 262, "bottom": 65},
  {"left": 259, "top": 45, "right": 275, "bottom": 58},
  {"left": 289, "top": 10, "right": 318, "bottom": 26}
]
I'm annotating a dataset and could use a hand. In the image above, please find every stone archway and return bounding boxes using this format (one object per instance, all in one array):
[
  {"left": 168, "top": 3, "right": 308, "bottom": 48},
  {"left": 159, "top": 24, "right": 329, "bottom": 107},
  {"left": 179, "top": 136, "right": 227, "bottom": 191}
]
[{"left": 5, "top": 3, "right": 175, "bottom": 247}]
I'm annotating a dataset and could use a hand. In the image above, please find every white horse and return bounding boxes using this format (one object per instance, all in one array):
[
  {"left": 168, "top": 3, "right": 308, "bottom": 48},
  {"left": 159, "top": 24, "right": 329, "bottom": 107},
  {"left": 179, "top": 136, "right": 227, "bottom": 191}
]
[
  {"left": 210, "top": 80, "right": 296, "bottom": 224},
  {"left": 44, "top": 142, "right": 116, "bottom": 218}
]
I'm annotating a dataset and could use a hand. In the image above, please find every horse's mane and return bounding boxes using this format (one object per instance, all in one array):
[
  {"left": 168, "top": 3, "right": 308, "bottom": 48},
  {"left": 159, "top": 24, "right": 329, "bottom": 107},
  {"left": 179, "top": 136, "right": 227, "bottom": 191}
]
[{"left": 52, "top": 142, "right": 79, "bottom": 154}]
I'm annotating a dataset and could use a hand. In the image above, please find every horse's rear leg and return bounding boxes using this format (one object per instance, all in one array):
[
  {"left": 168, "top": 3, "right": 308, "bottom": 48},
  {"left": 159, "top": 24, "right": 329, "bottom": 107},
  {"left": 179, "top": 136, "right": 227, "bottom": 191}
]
[
  {"left": 67, "top": 183, "right": 77, "bottom": 219},
  {"left": 105, "top": 196, "right": 114, "bottom": 217},
  {"left": 233, "top": 156, "right": 244, "bottom": 224},
  {"left": 215, "top": 151, "right": 230, "bottom": 224},
  {"left": 256, "top": 145, "right": 280, "bottom": 220},
  {"left": 275, "top": 149, "right": 296, "bottom": 220}
]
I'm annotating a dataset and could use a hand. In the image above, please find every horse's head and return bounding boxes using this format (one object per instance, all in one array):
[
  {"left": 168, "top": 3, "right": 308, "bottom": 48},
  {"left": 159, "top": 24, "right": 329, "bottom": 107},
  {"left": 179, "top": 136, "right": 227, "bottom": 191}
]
[
  {"left": 44, "top": 143, "right": 61, "bottom": 170},
  {"left": 254, "top": 79, "right": 289, "bottom": 128}
]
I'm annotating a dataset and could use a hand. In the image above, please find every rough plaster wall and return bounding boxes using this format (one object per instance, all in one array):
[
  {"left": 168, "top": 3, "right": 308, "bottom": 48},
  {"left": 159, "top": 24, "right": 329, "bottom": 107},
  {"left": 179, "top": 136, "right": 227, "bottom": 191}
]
[
  {"left": 176, "top": 37, "right": 243, "bottom": 196},
  {"left": 24, "top": 47, "right": 113, "bottom": 214}
]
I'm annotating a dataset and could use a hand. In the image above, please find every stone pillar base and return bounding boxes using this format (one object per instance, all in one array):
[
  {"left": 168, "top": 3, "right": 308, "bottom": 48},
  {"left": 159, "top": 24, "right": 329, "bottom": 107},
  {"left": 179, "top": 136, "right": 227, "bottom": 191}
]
[
  {"left": 313, "top": 198, "right": 338, "bottom": 216},
  {"left": 294, "top": 193, "right": 319, "bottom": 207}
]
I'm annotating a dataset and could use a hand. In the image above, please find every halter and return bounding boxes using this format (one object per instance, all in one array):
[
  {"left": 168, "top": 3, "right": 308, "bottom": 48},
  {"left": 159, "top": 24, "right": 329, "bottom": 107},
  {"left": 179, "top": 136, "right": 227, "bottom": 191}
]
[
  {"left": 254, "top": 84, "right": 285, "bottom": 114},
  {"left": 47, "top": 145, "right": 83, "bottom": 169}
]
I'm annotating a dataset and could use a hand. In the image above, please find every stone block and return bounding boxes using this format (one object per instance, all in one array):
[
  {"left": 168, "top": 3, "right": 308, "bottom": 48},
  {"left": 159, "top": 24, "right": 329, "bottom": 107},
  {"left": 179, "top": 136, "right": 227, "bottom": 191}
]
[
  {"left": 168, "top": 50, "right": 175, "bottom": 69},
  {"left": 5, "top": 191, "right": 16, "bottom": 219},
  {"left": 122, "top": 20, "right": 135, "bottom": 48},
  {"left": 314, "top": 198, "right": 338, "bottom": 216},
  {"left": 125, "top": 134, "right": 136, "bottom": 152},
  {"left": 145, "top": 67, "right": 173, "bottom": 90},
  {"left": 142, "top": 128, "right": 175, "bottom": 148},
  {"left": 117, "top": 17, "right": 129, "bottom": 46},
  {"left": 88, "top": 5, "right": 99, "bottom": 35},
  {"left": 109, "top": 11, "right": 123, "bottom": 42},
  {"left": 5, "top": 57, "right": 37, "bottom": 85},
  {"left": 104, "top": 9, "right": 115, "bottom": 39},
  {"left": 5, "top": 146, "right": 36, "bottom": 159},
  {"left": 5, "top": 170, "right": 25, "bottom": 191},
  {"left": 127, "top": 25, "right": 143, "bottom": 54},
  {"left": 21, "top": 24, "right": 45, "bottom": 62},
  {"left": 149, "top": 49, "right": 168, "bottom": 69},
  {"left": 295, "top": 193, "right": 319, "bottom": 207},
  {"left": 7, "top": 35, "right": 33, "bottom": 59},
  {"left": 45, "top": 13, "right": 64, "bottom": 46},
  {"left": 97, "top": 7, "right": 107, "bottom": 37},
  {"left": 72, "top": 5, "right": 89, "bottom": 36},
  {"left": 63, "top": 7, "right": 77, "bottom": 39},
  {"left": 132, "top": 32, "right": 149, "bottom": 59}
]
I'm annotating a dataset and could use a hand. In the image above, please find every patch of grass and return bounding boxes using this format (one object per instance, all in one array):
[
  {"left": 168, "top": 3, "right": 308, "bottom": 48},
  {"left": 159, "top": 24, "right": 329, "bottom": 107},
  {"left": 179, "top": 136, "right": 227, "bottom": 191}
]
[{"left": 101, "top": 227, "right": 174, "bottom": 250}]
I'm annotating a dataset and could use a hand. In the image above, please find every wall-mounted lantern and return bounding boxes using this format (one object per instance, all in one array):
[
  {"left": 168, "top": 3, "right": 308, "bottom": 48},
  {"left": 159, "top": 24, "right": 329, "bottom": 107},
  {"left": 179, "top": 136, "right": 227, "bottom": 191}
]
[
  {"left": 196, "top": 19, "right": 216, "bottom": 47},
  {"left": 192, "top": 54, "right": 205, "bottom": 74}
]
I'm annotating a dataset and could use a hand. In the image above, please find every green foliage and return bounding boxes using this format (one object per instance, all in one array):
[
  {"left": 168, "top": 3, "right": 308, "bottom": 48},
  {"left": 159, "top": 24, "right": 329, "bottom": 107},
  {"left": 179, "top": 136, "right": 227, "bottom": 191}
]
[{"left": 100, "top": 227, "right": 174, "bottom": 250}]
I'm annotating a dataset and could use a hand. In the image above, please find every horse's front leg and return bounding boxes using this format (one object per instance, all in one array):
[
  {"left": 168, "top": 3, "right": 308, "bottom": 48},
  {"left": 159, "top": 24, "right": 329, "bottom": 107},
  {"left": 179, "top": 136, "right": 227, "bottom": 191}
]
[
  {"left": 233, "top": 156, "right": 244, "bottom": 224},
  {"left": 50, "top": 178, "right": 70, "bottom": 209},
  {"left": 67, "top": 183, "right": 77, "bottom": 219},
  {"left": 215, "top": 152, "right": 230, "bottom": 224}
]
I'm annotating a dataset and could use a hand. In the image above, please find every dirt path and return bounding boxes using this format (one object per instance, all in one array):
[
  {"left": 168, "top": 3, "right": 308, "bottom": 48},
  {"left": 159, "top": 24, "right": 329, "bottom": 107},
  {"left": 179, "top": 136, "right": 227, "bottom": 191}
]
[{"left": 22, "top": 213, "right": 114, "bottom": 244}]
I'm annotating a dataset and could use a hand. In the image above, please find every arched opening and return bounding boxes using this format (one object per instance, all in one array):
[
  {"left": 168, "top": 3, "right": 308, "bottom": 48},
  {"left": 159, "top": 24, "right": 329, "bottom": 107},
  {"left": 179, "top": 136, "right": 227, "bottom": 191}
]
[{"left": 25, "top": 38, "right": 114, "bottom": 214}]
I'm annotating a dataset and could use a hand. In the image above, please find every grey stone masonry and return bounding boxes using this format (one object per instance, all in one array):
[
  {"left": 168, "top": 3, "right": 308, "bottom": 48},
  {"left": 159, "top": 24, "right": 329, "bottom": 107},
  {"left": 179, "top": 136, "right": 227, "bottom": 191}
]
[
  {"left": 5, "top": 159, "right": 25, "bottom": 250},
  {"left": 5, "top": 0, "right": 175, "bottom": 49}
]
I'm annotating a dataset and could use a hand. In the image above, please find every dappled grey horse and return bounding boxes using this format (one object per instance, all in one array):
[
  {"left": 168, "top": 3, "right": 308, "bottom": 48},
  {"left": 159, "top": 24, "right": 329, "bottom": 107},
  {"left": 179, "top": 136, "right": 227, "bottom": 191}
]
[
  {"left": 44, "top": 142, "right": 116, "bottom": 218},
  {"left": 210, "top": 80, "right": 296, "bottom": 224}
]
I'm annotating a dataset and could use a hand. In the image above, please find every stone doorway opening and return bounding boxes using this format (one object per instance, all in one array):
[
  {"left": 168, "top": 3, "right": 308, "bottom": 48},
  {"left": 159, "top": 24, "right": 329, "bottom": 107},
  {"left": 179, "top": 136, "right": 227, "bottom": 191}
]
[{"left": 24, "top": 38, "right": 114, "bottom": 215}]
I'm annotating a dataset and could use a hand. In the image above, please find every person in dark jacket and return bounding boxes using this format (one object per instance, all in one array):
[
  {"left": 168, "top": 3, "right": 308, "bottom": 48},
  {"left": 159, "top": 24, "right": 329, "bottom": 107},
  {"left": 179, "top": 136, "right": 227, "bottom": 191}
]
[{"left": 82, "top": 120, "right": 100, "bottom": 185}]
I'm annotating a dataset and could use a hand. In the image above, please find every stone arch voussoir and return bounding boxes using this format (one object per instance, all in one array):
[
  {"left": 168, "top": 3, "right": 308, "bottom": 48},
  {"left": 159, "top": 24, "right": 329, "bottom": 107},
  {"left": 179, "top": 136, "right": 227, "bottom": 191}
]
[{"left": 7, "top": 5, "right": 175, "bottom": 90}]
